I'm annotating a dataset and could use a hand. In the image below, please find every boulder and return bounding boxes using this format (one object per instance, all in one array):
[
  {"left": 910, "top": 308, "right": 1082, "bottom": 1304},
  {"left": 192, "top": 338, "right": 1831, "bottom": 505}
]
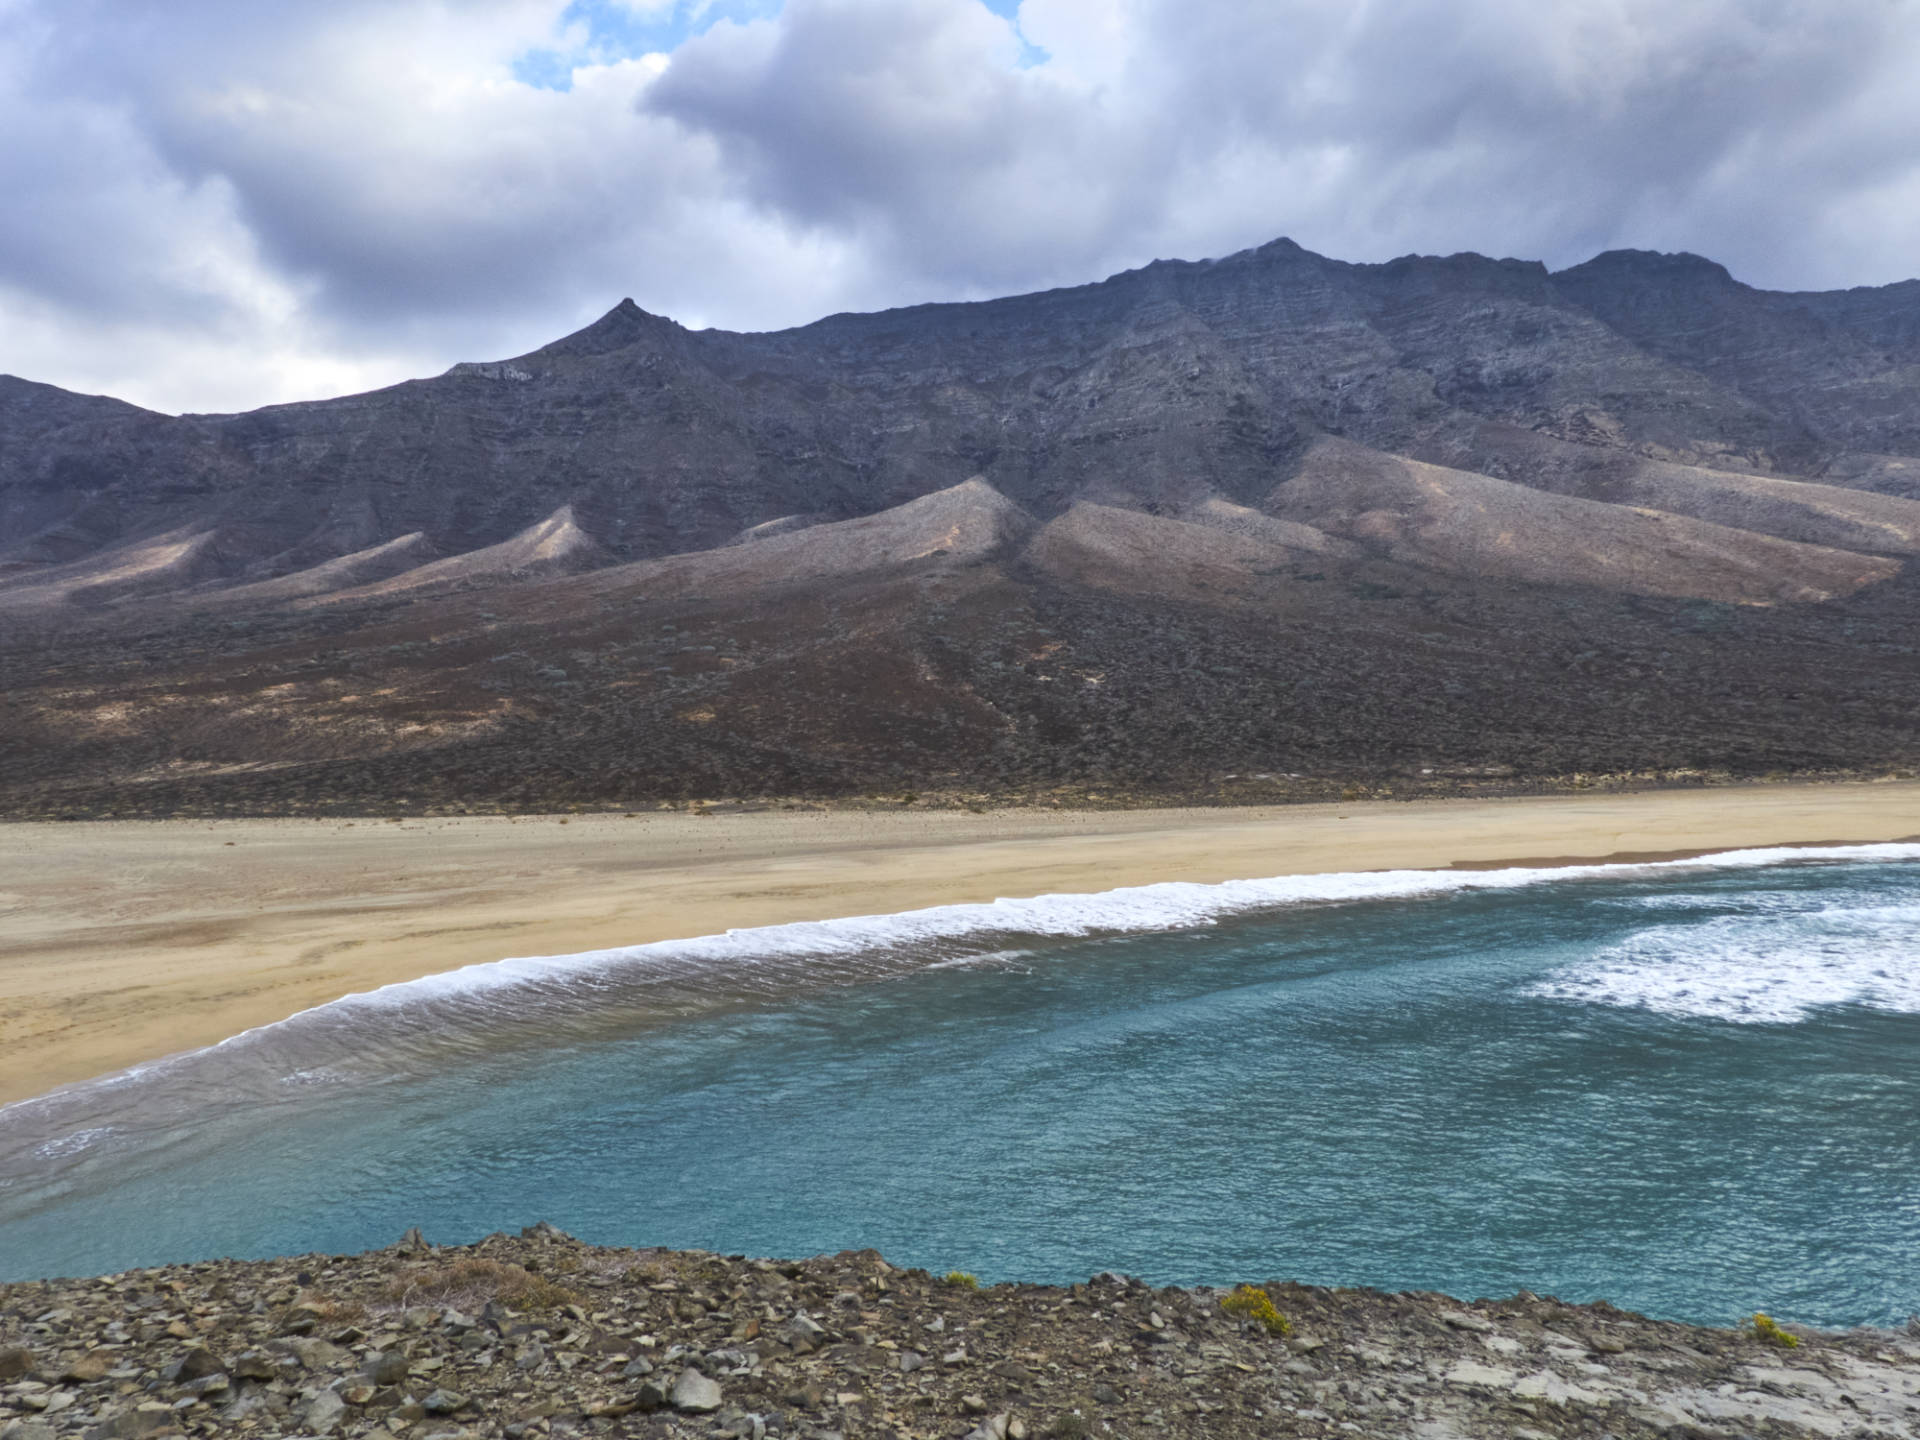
[
  {"left": 300, "top": 1390, "right": 347, "bottom": 1436},
  {"left": 365, "top": 1351, "right": 412, "bottom": 1386},
  {"left": 671, "top": 1369, "right": 723, "bottom": 1413}
]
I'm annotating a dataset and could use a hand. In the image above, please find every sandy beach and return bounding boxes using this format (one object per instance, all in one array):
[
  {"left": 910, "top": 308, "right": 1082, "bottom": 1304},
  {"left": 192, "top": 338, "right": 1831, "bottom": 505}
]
[{"left": 2, "top": 780, "right": 1918, "bottom": 1108}]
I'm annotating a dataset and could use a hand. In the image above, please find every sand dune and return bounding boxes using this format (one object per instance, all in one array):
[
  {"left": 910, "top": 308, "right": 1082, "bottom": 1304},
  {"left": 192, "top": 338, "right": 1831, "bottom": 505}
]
[
  {"left": 724, "top": 513, "right": 830, "bottom": 546},
  {"left": 1274, "top": 436, "right": 1900, "bottom": 604},
  {"left": 1576, "top": 455, "right": 1920, "bottom": 555},
  {"left": 1432, "top": 422, "right": 1920, "bottom": 555},
  {"left": 204, "top": 531, "right": 437, "bottom": 603},
  {"left": 581, "top": 476, "right": 1034, "bottom": 600},
  {"left": 0, "top": 526, "right": 225, "bottom": 609},
  {"left": 1181, "top": 496, "right": 1362, "bottom": 557},
  {"left": 1024, "top": 502, "right": 1325, "bottom": 602},
  {"left": 316, "top": 505, "right": 608, "bottom": 603}
]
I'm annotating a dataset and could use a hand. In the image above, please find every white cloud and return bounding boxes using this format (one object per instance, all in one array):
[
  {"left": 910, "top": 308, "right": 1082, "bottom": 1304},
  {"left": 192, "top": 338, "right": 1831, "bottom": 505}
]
[{"left": 2, "top": 0, "right": 1919, "bottom": 413}]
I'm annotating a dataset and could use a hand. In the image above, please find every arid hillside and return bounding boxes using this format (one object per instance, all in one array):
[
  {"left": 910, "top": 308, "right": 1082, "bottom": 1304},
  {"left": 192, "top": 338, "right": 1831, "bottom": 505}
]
[{"left": 3, "top": 239, "right": 1919, "bottom": 815}]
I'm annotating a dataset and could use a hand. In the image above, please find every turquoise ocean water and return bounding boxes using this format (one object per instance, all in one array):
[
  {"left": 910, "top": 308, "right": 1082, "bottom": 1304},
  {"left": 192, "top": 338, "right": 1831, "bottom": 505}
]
[{"left": 1, "top": 845, "right": 1917, "bottom": 1329}]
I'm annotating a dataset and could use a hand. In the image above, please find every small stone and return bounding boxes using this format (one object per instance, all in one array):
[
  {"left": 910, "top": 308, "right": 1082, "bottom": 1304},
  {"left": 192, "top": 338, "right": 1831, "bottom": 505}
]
[
  {"left": 1, "top": 1421, "right": 57, "bottom": 1440},
  {"left": 229, "top": 1352, "right": 279, "bottom": 1381},
  {"left": 961, "top": 1394, "right": 989, "bottom": 1415},
  {"left": 343, "top": 1385, "right": 377, "bottom": 1406},
  {"left": 85, "top": 1400, "right": 174, "bottom": 1440},
  {"left": 781, "top": 1381, "right": 825, "bottom": 1410},
  {"left": 183, "top": 1374, "right": 229, "bottom": 1398},
  {"left": 0, "top": 1349, "right": 33, "bottom": 1381},
  {"left": 421, "top": 1389, "right": 469, "bottom": 1415},
  {"left": 366, "top": 1351, "right": 412, "bottom": 1386},
  {"left": 161, "top": 1348, "right": 224, "bottom": 1383},
  {"left": 1439, "top": 1310, "right": 1494, "bottom": 1334},
  {"left": 670, "top": 1368, "right": 723, "bottom": 1413},
  {"left": 618, "top": 1355, "right": 652, "bottom": 1378},
  {"left": 302, "top": 1390, "right": 348, "bottom": 1435},
  {"left": 61, "top": 1351, "right": 113, "bottom": 1384},
  {"left": 896, "top": 1350, "right": 926, "bottom": 1374},
  {"left": 220, "top": 1389, "right": 272, "bottom": 1424},
  {"left": 1090, "top": 1384, "right": 1123, "bottom": 1406},
  {"left": 277, "top": 1336, "right": 349, "bottom": 1369}
]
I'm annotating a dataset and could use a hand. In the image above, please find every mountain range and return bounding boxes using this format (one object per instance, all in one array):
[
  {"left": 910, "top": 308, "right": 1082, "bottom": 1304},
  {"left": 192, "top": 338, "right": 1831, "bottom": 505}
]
[{"left": 4, "top": 238, "right": 1919, "bottom": 816}]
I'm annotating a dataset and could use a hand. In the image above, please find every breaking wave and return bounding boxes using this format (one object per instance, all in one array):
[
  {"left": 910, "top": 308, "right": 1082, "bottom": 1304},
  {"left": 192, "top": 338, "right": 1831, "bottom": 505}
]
[
  {"left": 1528, "top": 895, "right": 1920, "bottom": 1024},
  {"left": 3, "top": 841, "right": 1917, "bottom": 1212}
]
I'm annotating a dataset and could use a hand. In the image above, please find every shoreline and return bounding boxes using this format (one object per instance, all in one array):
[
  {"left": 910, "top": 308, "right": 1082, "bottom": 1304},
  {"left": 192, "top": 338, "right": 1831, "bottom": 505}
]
[{"left": 3, "top": 780, "right": 1918, "bottom": 1108}]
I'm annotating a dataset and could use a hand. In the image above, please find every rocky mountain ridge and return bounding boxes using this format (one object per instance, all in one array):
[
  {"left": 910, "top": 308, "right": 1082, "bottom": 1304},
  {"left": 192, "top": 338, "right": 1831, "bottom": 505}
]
[{"left": 3, "top": 238, "right": 1920, "bottom": 814}]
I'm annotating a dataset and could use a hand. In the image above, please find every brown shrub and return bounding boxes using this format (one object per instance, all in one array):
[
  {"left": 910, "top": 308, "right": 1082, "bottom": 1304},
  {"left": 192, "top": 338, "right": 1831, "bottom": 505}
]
[{"left": 381, "top": 1258, "right": 580, "bottom": 1314}]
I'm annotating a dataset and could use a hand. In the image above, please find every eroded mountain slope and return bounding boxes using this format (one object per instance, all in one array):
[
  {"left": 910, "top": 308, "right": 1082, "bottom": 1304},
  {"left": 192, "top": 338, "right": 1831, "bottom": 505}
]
[{"left": 4, "top": 236, "right": 1920, "bottom": 812}]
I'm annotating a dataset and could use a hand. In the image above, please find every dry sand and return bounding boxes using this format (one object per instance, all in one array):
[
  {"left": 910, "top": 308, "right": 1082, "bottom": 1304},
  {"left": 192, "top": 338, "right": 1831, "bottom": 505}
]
[{"left": 3, "top": 781, "right": 1918, "bottom": 1108}]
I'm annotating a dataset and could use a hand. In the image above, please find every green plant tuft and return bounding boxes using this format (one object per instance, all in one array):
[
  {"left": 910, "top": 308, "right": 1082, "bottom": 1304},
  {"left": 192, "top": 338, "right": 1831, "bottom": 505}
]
[
  {"left": 1221, "top": 1284, "right": 1292, "bottom": 1336},
  {"left": 1751, "top": 1313, "right": 1800, "bottom": 1348},
  {"left": 944, "top": 1270, "right": 980, "bottom": 1290}
]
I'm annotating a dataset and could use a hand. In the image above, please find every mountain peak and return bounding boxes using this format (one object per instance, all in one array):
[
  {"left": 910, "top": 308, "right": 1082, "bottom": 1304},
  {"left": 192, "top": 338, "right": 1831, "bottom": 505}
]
[
  {"left": 1558, "top": 249, "right": 1739, "bottom": 288},
  {"left": 538, "top": 297, "right": 679, "bottom": 359}
]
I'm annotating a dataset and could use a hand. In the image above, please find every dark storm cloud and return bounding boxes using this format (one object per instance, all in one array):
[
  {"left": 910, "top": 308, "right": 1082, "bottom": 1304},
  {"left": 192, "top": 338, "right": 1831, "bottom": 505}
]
[
  {"left": 1, "top": 0, "right": 1917, "bottom": 412},
  {"left": 650, "top": 0, "right": 1920, "bottom": 296}
]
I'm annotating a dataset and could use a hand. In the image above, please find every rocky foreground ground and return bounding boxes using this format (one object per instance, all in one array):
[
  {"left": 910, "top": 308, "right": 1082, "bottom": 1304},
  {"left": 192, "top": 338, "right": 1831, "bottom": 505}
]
[{"left": 3, "top": 1227, "right": 1918, "bottom": 1440}]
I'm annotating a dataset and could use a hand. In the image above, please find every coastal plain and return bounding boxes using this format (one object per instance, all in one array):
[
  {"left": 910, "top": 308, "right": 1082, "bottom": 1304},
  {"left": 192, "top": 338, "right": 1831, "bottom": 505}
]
[{"left": 3, "top": 780, "right": 1918, "bottom": 1109}]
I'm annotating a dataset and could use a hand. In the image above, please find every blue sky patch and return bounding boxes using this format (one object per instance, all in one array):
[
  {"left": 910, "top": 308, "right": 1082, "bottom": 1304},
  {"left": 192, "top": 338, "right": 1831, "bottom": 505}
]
[
  {"left": 513, "top": 0, "right": 783, "bottom": 90},
  {"left": 513, "top": 0, "right": 1045, "bottom": 90}
]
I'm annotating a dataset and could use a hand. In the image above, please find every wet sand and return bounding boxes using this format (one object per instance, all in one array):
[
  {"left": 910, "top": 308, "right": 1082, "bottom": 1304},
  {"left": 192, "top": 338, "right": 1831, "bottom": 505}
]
[{"left": 3, "top": 781, "right": 1918, "bottom": 1107}]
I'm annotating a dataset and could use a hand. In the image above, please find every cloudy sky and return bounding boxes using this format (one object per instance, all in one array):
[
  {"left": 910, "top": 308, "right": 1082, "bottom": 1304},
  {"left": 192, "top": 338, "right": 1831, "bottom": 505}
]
[{"left": 4, "top": 0, "right": 1918, "bottom": 414}]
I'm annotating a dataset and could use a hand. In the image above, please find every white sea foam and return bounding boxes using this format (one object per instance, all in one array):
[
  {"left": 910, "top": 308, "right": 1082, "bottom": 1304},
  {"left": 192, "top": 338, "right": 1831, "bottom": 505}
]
[
  {"left": 280, "top": 841, "right": 1920, "bottom": 1012},
  {"left": 3, "top": 841, "right": 1917, "bottom": 1164},
  {"left": 34, "top": 1127, "right": 114, "bottom": 1159},
  {"left": 923, "top": 949, "right": 1036, "bottom": 972},
  {"left": 1530, "top": 896, "right": 1920, "bottom": 1024}
]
